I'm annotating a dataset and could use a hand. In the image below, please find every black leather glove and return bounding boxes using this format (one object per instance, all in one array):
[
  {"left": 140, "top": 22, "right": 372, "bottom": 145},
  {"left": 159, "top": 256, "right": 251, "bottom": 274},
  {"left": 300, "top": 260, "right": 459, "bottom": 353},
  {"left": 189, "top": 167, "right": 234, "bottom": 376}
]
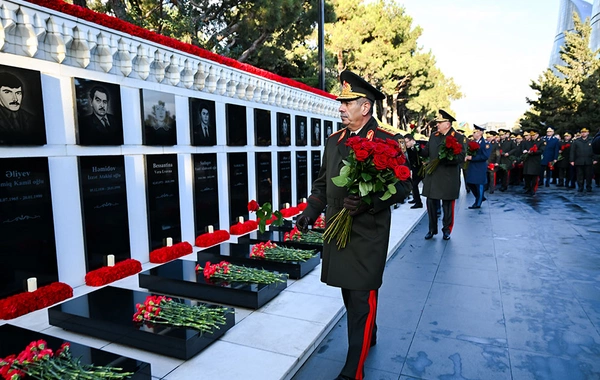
[
  {"left": 296, "top": 214, "right": 313, "bottom": 233},
  {"left": 343, "top": 194, "right": 370, "bottom": 216}
]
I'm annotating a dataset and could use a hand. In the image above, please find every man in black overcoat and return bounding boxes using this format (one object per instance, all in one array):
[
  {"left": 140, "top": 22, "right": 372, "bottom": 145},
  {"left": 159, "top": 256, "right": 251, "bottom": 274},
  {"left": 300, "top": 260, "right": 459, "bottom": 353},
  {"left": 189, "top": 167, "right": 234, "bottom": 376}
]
[{"left": 296, "top": 70, "right": 411, "bottom": 380}]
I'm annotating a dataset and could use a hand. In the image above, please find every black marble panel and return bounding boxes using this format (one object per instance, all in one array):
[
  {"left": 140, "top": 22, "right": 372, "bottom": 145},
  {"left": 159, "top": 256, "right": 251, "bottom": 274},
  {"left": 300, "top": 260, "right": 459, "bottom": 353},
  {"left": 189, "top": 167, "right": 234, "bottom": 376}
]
[
  {"left": 276, "top": 112, "right": 291, "bottom": 146},
  {"left": 311, "top": 118, "right": 321, "bottom": 146},
  {"left": 193, "top": 154, "right": 219, "bottom": 236},
  {"left": 278, "top": 152, "right": 291, "bottom": 207},
  {"left": 324, "top": 120, "right": 333, "bottom": 140},
  {"left": 0, "top": 157, "right": 57, "bottom": 299},
  {"left": 337, "top": 122, "right": 344, "bottom": 131},
  {"left": 74, "top": 78, "right": 124, "bottom": 146},
  {"left": 226, "top": 103, "right": 247, "bottom": 146},
  {"left": 0, "top": 324, "right": 151, "bottom": 379},
  {"left": 141, "top": 89, "right": 177, "bottom": 146},
  {"left": 48, "top": 286, "right": 234, "bottom": 360},
  {"left": 79, "top": 156, "right": 130, "bottom": 272},
  {"left": 0, "top": 65, "right": 47, "bottom": 145},
  {"left": 296, "top": 151, "right": 308, "bottom": 200},
  {"left": 255, "top": 152, "right": 272, "bottom": 206},
  {"left": 197, "top": 242, "right": 319, "bottom": 279},
  {"left": 190, "top": 98, "right": 217, "bottom": 146},
  {"left": 254, "top": 109, "right": 271, "bottom": 146},
  {"left": 146, "top": 154, "right": 181, "bottom": 250},
  {"left": 139, "top": 259, "right": 287, "bottom": 309},
  {"left": 228, "top": 153, "right": 249, "bottom": 225},
  {"left": 240, "top": 230, "right": 323, "bottom": 254},
  {"left": 295, "top": 115, "right": 308, "bottom": 146},
  {"left": 311, "top": 151, "right": 321, "bottom": 183}
]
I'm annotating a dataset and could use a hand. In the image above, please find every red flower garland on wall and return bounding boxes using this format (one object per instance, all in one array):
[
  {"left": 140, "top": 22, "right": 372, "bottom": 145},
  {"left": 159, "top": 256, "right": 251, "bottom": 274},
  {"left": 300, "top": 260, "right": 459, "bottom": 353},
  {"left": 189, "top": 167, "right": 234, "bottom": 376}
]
[
  {"left": 23, "top": 0, "right": 336, "bottom": 100},
  {"left": 0, "top": 282, "right": 73, "bottom": 320},
  {"left": 195, "top": 230, "right": 230, "bottom": 247},
  {"left": 85, "top": 259, "right": 143, "bottom": 286},
  {"left": 229, "top": 220, "right": 258, "bottom": 235},
  {"left": 149, "top": 242, "right": 193, "bottom": 264}
]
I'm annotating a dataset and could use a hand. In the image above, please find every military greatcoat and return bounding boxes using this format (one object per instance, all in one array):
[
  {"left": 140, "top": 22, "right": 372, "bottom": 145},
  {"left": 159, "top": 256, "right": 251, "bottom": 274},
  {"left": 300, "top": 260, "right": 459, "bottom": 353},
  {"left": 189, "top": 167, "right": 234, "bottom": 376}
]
[
  {"left": 522, "top": 138, "right": 546, "bottom": 175},
  {"left": 422, "top": 128, "right": 467, "bottom": 200},
  {"left": 301, "top": 117, "right": 411, "bottom": 291}
]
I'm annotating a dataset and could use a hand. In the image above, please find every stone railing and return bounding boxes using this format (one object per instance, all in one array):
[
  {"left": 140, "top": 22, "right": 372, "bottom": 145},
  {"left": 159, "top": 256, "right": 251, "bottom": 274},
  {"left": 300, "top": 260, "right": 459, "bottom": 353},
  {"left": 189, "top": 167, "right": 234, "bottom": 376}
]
[{"left": 0, "top": 0, "right": 339, "bottom": 117}]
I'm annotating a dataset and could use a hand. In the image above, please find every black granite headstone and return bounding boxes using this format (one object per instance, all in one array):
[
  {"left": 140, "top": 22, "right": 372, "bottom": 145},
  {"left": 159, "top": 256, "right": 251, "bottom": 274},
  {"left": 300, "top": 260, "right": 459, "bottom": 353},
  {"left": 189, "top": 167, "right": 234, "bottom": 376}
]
[
  {"left": 295, "top": 116, "right": 308, "bottom": 146},
  {"left": 228, "top": 153, "right": 249, "bottom": 225},
  {"left": 0, "top": 65, "right": 47, "bottom": 146},
  {"left": 0, "top": 325, "right": 151, "bottom": 379},
  {"left": 278, "top": 152, "right": 291, "bottom": 207},
  {"left": 141, "top": 89, "right": 177, "bottom": 146},
  {"left": 255, "top": 152, "right": 272, "bottom": 206},
  {"left": 311, "top": 151, "right": 321, "bottom": 183},
  {"left": 226, "top": 104, "right": 247, "bottom": 146},
  {"left": 311, "top": 118, "right": 321, "bottom": 146},
  {"left": 337, "top": 122, "right": 344, "bottom": 131},
  {"left": 296, "top": 151, "right": 308, "bottom": 200},
  {"left": 254, "top": 109, "right": 271, "bottom": 146},
  {"left": 0, "top": 157, "right": 57, "bottom": 299},
  {"left": 79, "top": 156, "right": 130, "bottom": 272},
  {"left": 193, "top": 154, "right": 219, "bottom": 236},
  {"left": 190, "top": 98, "right": 217, "bottom": 146},
  {"left": 145, "top": 154, "right": 181, "bottom": 250},
  {"left": 324, "top": 120, "right": 333, "bottom": 139},
  {"left": 277, "top": 113, "right": 291, "bottom": 146}
]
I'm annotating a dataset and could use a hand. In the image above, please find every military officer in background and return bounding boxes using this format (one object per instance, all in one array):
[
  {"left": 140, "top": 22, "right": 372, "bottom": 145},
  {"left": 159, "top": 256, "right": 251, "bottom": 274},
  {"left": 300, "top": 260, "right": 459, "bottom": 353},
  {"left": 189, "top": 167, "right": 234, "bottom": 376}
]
[
  {"left": 522, "top": 129, "right": 546, "bottom": 195},
  {"left": 496, "top": 128, "right": 518, "bottom": 192},
  {"left": 485, "top": 130, "right": 500, "bottom": 193},
  {"left": 570, "top": 127, "right": 598, "bottom": 192},
  {"left": 295, "top": 70, "right": 411, "bottom": 380},
  {"left": 422, "top": 109, "right": 467, "bottom": 240},
  {"left": 555, "top": 132, "right": 573, "bottom": 187},
  {"left": 540, "top": 126, "right": 560, "bottom": 187},
  {"left": 465, "top": 124, "right": 491, "bottom": 209}
]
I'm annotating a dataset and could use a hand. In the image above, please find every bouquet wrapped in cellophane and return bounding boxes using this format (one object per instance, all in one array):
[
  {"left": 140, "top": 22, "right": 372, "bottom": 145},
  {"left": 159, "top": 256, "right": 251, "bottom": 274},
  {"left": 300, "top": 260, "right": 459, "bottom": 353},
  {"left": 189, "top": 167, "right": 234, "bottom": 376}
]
[{"left": 325, "top": 135, "right": 410, "bottom": 249}]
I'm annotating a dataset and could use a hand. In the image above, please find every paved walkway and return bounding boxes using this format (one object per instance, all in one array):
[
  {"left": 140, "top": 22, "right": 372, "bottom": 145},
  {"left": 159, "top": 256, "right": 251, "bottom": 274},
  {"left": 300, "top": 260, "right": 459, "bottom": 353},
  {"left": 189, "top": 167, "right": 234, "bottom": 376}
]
[{"left": 292, "top": 184, "right": 600, "bottom": 380}]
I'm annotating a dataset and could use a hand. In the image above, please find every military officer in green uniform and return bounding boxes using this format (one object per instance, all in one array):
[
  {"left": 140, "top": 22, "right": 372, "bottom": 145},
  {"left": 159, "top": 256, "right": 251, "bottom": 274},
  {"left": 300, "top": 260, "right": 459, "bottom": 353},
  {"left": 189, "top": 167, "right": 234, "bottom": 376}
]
[
  {"left": 570, "top": 127, "right": 598, "bottom": 192},
  {"left": 296, "top": 70, "right": 411, "bottom": 380},
  {"left": 422, "top": 110, "right": 467, "bottom": 240},
  {"left": 522, "top": 129, "right": 546, "bottom": 195}
]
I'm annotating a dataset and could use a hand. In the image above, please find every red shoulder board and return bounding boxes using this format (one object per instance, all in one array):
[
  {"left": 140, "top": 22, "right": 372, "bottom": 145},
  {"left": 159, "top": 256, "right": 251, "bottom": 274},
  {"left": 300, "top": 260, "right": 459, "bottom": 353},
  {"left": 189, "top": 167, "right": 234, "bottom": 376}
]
[
  {"left": 337, "top": 129, "right": 347, "bottom": 145},
  {"left": 366, "top": 130, "right": 375, "bottom": 141},
  {"left": 376, "top": 127, "right": 397, "bottom": 137}
]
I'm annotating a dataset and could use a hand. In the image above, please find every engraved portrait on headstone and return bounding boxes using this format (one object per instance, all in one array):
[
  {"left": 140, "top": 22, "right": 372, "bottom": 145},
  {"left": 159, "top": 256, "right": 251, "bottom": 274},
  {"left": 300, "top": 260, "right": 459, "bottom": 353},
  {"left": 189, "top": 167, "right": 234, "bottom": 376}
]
[
  {"left": 0, "top": 65, "right": 46, "bottom": 146},
  {"left": 141, "top": 90, "right": 176, "bottom": 146},
  {"left": 190, "top": 98, "right": 216, "bottom": 146},
  {"left": 277, "top": 113, "right": 291, "bottom": 146},
  {"left": 311, "top": 118, "right": 321, "bottom": 146},
  {"left": 75, "top": 79, "right": 124, "bottom": 146},
  {"left": 296, "top": 116, "right": 307, "bottom": 146}
]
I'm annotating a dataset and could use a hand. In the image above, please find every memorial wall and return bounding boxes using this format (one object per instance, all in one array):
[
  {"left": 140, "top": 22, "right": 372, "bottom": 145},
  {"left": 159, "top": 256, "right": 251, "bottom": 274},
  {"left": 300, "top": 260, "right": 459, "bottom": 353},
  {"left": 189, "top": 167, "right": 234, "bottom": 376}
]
[{"left": 0, "top": 0, "right": 339, "bottom": 298}]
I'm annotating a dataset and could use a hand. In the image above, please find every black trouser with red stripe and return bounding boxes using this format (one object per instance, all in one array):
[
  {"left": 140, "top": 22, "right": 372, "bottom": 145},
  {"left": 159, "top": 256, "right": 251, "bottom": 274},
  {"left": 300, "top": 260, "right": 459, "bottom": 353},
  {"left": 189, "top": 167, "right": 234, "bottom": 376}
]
[
  {"left": 340, "top": 289, "right": 378, "bottom": 380},
  {"left": 426, "top": 198, "right": 455, "bottom": 235}
]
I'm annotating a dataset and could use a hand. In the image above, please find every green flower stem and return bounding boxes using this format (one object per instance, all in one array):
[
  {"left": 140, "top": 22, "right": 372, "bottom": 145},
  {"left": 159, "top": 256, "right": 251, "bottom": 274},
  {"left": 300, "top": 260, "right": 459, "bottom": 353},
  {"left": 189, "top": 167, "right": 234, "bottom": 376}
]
[
  {"left": 323, "top": 208, "right": 353, "bottom": 249},
  {"left": 152, "top": 301, "right": 229, "bottom": 333},
  {"left": 207, "top": 264, "right": 287, "bottom": 284},
  {"left": 261, "top": 247, "right": 316, "bottom": 262}
]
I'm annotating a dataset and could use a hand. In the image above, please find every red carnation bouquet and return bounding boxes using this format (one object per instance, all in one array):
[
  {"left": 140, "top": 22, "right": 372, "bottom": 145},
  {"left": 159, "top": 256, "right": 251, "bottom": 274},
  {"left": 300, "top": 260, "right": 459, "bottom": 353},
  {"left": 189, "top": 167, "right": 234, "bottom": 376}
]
[
  {"left": 247, "top": 200, "right": 283, "bottom": 233},
  {"left": 325, "top": 136, "right": 410, "bottom": 249},
  {"left": 464, "top": 141, "right": 481, "bottom": 170},
  {"left": 557, "top": 143, "right": 570, "bottom": 162},
  {"left": 421, "top": 134, "right": 464, "bottom": 175},
  {"left": 521, "top": 143, "right": 538, "bottom": 162}
]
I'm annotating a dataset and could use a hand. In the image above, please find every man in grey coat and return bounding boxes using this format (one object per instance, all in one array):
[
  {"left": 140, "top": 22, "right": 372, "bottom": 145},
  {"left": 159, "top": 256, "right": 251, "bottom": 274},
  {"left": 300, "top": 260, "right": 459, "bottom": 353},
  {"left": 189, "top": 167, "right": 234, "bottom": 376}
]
[{"left": 422, "top": 110, "right": 467, "bottom": 240}]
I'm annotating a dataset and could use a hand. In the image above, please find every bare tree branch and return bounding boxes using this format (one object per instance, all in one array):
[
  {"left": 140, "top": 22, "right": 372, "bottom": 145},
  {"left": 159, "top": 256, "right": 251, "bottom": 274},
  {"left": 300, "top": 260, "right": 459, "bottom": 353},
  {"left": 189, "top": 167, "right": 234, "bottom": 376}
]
[{"left": 237, "top": 31, "right": 269, "bottom": 62}]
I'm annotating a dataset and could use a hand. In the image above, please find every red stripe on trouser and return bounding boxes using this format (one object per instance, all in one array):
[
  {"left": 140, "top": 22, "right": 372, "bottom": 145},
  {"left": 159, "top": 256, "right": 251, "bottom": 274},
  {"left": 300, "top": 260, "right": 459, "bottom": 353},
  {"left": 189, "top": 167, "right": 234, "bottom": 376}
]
[
  {"left": 448, "top": 200, "right": 455, "bottom": 232},
  {"left": 355, "top": 290, "right": 377, "bottom": 380},
  {"left": 533, "top": 176, "right": 539, "bottom": 192}
]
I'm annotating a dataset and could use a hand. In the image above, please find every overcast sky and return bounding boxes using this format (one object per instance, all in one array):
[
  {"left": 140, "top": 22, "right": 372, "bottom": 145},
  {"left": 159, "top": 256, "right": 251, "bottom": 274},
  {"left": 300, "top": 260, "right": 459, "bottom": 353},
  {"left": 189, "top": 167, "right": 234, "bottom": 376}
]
[{"left": 399, "top": 0, "right": 563, "bottom": 127}]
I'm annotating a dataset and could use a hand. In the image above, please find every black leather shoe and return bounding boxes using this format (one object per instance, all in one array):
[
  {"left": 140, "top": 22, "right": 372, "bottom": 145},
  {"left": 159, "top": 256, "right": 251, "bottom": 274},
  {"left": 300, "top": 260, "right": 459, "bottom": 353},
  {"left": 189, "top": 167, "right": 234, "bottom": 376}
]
[
  {"left": 443, "top": 232, "right": 451, "bottom": 240},
  {"left": 468, "top": 205, "right": 480, "bottom": 209},
  {"left": 408, "top": 199, "right": 416, "bottom": 204},
  {"left": 410, "top": 204, "right": 423, "bottom": 209},
  {"left": 424, "top": 232, "right": 436, "bottom": 240}
]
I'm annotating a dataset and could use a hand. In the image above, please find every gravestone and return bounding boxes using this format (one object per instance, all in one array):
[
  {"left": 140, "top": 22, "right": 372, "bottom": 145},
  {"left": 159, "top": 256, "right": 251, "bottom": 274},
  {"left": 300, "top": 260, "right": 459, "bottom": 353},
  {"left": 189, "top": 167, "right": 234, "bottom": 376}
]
[
  {"left": 79, "top": 156, "right": 130, "bottom": 272},
  {"left": 295, "top": 115, "right": 308, "bottom": 146},
  {"left": 311, "top": 151, "right": 321, "bottom": 183},
  {"left": 296, "top": 151, "right": 308, "bottom": 200},
  {"left": 193, "top": 154, "right": 219, "bottom": 236},
  {"left": 255, "top": 152, "right": 272, "bottom": 206},
  {"left": 277, "top": 152, "right": 291, "bottom": 207},
  {"left": 0, "top": 157, "right": 57, "bottom": 299},
  {"left": 311, "top": 118, "right": 321, "bottom": 146},
  {"left": 141, "top": 89, "right": 177, "bottom": 146},
  {"left": 145, "top": 154, "right": 181, "bottom": 250},
  {"left": 324, "top": 120, "right": 333, "bottom": 140},
  {"left": 254, "top": 109, "right": 271, "bottom": 146},
  {"left": 277, "top": 113, "right": 291, "bottom": 146},
  {"left": 228, "top": 153, "right": 249, "bottom": 224},
  {"left": 226, "top": 104, "right": 247, "bottom": 146}
]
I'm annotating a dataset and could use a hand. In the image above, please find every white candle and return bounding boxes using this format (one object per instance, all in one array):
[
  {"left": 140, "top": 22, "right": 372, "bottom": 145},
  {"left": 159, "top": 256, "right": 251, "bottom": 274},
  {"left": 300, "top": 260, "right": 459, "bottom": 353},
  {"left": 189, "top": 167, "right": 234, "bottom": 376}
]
[
  {"left": 238, "top": 216, "right": 244, "bottom": 223},
  {"left": 166, "top": 237, "right": 173, "bottom": 247},
  {"left": 27, "top": 277, "right": 37, "bottom": 292},
  {"left": 207, "top": 225, "right": 214, "bottom": 233},
  {"left": 301, "top": 198, "right": 307, "bottom": 203},
  {"left": 284, "top": 203, "right": 290, "bottom": 209},
  {"left": 107, "top": 254, "right": 115, "bottom": 267}
]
